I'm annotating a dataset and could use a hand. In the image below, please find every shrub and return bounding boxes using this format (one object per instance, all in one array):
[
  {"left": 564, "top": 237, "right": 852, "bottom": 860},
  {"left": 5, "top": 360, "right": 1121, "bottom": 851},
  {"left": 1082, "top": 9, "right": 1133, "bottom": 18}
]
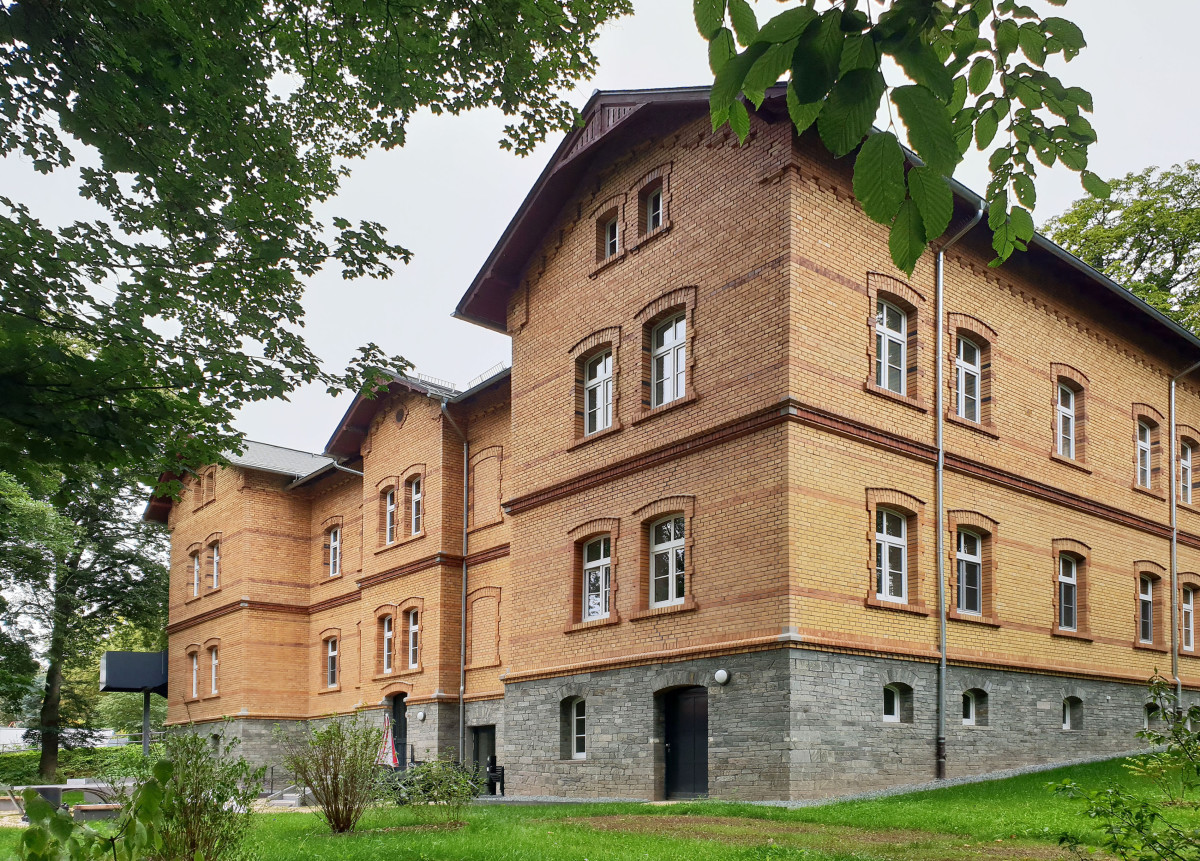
[
  {"left": 0, "top": 745, "right": 139, "bottom": 786},
  {"left": 276, "top": 714, "right": 384, "bottom": 833},
  {"left": 399, "top": 750, "right": 481, "bottom": 824},
  {"left": 92, "top": 743, "right": 164, "bottom": 804}
]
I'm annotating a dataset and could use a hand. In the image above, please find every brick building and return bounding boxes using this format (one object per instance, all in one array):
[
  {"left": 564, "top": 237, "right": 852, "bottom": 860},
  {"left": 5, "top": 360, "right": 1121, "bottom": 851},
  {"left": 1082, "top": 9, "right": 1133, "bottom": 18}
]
[{"left": 152, "top": 86, "right": 1200, "bottom": 800}]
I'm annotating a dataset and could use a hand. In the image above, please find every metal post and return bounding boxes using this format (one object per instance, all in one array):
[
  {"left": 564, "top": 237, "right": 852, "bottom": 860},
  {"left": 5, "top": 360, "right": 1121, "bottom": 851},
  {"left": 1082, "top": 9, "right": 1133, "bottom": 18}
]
[{"left": 142, "top": 691, "right": 150, "bottom": 756}]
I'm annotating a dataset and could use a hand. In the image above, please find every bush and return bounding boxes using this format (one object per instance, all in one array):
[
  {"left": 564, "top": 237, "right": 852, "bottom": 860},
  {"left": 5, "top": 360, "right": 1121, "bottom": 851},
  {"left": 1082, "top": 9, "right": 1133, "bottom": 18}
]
[
  {"left": 92, "top": 743, "right": 164, "bottom": 804},
  {"left": 276, "top": 714, "right": 384, "bottom": 833},
  {"left": 152, "top": 731, "right": 263, "bottom": 861},
  {"left": 0, "top": 745, "right": 139, "bottom": 786},
  {"left": 398, "top": 751, "right": 481, "bottom": 824}
]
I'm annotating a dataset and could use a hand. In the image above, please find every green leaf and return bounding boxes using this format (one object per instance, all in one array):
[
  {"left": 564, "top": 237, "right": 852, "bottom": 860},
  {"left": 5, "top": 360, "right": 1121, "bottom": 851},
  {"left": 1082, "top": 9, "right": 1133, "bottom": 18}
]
[
  {"left": 892, "top": 85, "right": 960, "bottom": 174},
  {"left": 743, "top": 42, "right": 795, "bottom": 107},
  {"left": 853, "top": 132, "right": 907, "bottom": 224},
  {"left": 789, "top": 9, "right": 844, "bottom": 103},
  {"left": 709, "top": 28, "right": 736, "bottom": 74},
  {"left": 968, "top": 57, "right": 994, "bottom": 95},
  {"left": 1043, "top": 17, "right": 1086, "bottom": 52},
  {"left": 889, "top": 41, "right": 954, "bottom": 103},
  {"left": 786, "top": 84, "right": 824, "bottom": 135},
  {"left": 839, "top": 33, "right": 878, "bottom": 75},
  {"left": 728, "top": 99, "right": 751, "bottom": 143},
  {"left": 756, "top": 7, "right": 817, "bottom": 44},
  {"left": 694, "top": 0, "right": 727, "bottom": 40},
  {"left": 1013, "top": 172, "right": 1036, "bottom": 208},
  {"left": 907, "top": 166, "right": 953, "bottom": 240},
  {"left": 949, "top": 76, "right": 968, "bottom": 114},
  {"left": 1081, "top": 170, "right": 1111, "bottom": 199},
  {"left": 152, "top": 760, "right": 173, "bottom": 783},
  {"left": 818, "top": 68, "right": 885, "bottom": 157},
  {"left": 710, "top": 42, "right": 769, "bottom": 116},
  {"left": 728, "top": 0, "right": 758, "bottom": 46},
  {"left": 995, "top": 19, "right": 1019, "bottom": 58},
  {"left": 1010, "top": 205, "right": 1035, "bottom": 241},
  {"left": 889, "top": 198, "right": 927, "bottom": 276},
  {"left": 988, "top": 192, "right": 1009, "bottom": 230},
  {"left": 1018, "top": 22, "right": 1046, "bottom": 65},
  {"left": 975, "top": 106, "right": 999, "bottom": 149}
]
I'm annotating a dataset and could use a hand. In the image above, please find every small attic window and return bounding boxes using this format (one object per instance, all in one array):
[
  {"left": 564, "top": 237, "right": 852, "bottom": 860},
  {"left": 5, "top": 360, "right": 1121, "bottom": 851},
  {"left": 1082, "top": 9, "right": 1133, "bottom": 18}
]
[
  {"left": 597, "top": 209, "right": 619, "bottom": 262},
  {"left": 640, "top": 180, "right": 664, "bottom": 235}
]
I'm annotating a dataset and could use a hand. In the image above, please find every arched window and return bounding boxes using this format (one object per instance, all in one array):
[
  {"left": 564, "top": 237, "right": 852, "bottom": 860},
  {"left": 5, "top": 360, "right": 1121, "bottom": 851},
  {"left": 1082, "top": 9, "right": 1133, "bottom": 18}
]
[
  {"left": 328, "top": 526, "right": 341, "bottom": 577},
  {"left": 1057, "top": 384, "right": 1076, "bottom": 459},
  {"left": 384, "top": 488, "right": 397, "bottom": 545},
  {"left": 190, "top": 652, "right": 198, "bottom": 699},
  {"left": 583, "top": 535, "right": 611, "bottom": 621},
  {"left": 1183, "top": 585, "right": 1195, "bottom": 652},
  {"left": 209, "top": 647, "right": 219, "bottom": 695},
  {"left": 1138, "top": 421, "right": 1154, "bottom": 489},
  {"left": 956, "top": 529, "right": 982, "bottom": 615},
  {"left": 209, "top": 541, "right": 221, "bottom": 589},
  {"left": 882, "top": 683, "right": 913, "bottom": 723},
  {"left": 1139, "top": 575, "right": 1155, "bottom": 644},
  {"left": 326, "top": 638, "right": 339, "bottom": 688},
  {"left": 875, "top": 300, "right": 907, "bottom": 395},
  {"left": 649, "top": 515, "right": 686, "bottom": 608},
  {"left": 956, "top": 336, "right": 981, "bottom": 422},
  {"left": 962, "top": 690, "right": 976, "bottom": 726},
  {"left": 382, "top": 615, "right": 394, "bottom": 674},
  {"left": 962, "top": 689, "right": 988, "bottom": 726},
  {"left": 408, "top": 476, "right": 423, "bottom": 536},
  {"left": 191, "top": 551, "right": 201, "bottom": 598},
  {"left": 1058, "top": 554, "right": 1079, "bottom": 631},
  {"left": 651, "top": 314, "right": 686, "bottom": 408},
  {"left": 1182, "top": 441, "right": 1194, "bottom": 504},
  {"left": 584, "top": 351, "right": 613, "bottom": 435},
  {"left": 406, "top": 609, "right": 419, "bottom": 669},
  {"left": 875, "top": 508, "right": 907, "bottom": 603},
  {"left": 1062, "top": 696, "right": 1082, "bottom": 730}
]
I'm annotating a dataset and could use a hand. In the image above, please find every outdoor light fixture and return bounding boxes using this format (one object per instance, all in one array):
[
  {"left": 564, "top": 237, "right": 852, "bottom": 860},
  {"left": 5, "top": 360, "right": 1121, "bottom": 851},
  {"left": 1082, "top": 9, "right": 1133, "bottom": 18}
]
[
  {"left": 713, "top": 669, "right": 730, "bottom": 685},
  {"left": 417, "top": 710, "right": 427, "bottom": 722}
]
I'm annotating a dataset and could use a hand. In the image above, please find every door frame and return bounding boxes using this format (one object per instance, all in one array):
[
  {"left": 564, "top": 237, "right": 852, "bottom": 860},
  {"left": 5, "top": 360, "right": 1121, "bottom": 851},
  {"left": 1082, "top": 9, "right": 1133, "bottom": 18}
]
[{"left": 656, "top": 685, "right": 709, "bottom": 800}]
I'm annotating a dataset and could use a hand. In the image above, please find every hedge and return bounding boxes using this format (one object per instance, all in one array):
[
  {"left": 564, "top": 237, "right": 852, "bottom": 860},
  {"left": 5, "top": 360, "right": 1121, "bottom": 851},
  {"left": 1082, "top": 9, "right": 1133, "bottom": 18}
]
[{"left": 0, "top": 747, "right": 133, "bottom": 786}]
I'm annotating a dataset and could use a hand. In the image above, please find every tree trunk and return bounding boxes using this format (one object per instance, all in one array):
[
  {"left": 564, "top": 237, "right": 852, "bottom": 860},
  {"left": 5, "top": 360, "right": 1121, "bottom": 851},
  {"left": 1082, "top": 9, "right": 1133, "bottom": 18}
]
[{"left": 37, "top": 565, "right": 75, "bottom": 781}]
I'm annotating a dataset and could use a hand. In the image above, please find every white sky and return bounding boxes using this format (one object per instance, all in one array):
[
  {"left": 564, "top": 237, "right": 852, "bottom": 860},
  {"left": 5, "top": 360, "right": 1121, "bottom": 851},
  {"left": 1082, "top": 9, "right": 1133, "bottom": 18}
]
[{"left": 6, "top": 1, "right": 1197, "bottom": 455}]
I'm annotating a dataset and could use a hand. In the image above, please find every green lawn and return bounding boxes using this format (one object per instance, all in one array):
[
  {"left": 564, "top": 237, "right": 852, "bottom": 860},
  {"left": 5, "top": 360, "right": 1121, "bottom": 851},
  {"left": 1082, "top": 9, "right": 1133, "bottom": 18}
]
[{"left": 2, "top": 756, "right": 1196, "bottom": 860}]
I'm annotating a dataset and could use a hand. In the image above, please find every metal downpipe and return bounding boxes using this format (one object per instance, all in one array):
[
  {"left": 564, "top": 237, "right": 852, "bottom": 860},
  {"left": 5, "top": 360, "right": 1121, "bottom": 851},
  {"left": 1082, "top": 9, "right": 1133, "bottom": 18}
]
[
  {"left": 935, "top": 206, "right": 984, "bottom": 780},
  {"left": 439, "top": 399, "right": 470, "bottom": 764}
]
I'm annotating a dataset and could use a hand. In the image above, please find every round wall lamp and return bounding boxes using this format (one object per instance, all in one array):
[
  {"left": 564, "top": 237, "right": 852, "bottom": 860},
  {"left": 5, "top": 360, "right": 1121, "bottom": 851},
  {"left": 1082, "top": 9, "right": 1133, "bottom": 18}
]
[
  {"left": 416, "top": 710, "right": 427, "bottom": 722},
  {"left": 713, "top": 669, "right": 730, "bottom": 685}
]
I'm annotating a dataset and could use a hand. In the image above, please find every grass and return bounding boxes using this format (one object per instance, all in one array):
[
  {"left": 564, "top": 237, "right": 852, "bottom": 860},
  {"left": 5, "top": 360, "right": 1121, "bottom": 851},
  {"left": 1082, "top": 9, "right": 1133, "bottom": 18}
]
[{"left": 1, "top": 756, "right": 1197, "bottom": 860}]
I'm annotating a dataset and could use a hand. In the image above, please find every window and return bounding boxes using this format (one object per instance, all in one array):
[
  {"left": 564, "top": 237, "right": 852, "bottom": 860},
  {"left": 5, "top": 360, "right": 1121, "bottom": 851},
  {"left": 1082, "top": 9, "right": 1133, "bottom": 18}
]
[
  {"left": 1139, "top": 576, "right": 1155, "bottom": 644},
  {"left": 956, "top": 529, "right": 982, "bottom": 615},
  {"left": 875, "top": 300, "right": 907, "bottom": 395},
  {"left": 191, "top": 553, "right": 200, "bottom": 598},
  {"left": 572, "top": 699, "right": 586, "bottom": 759},
  {"left": 962, "top": 688, "right": 988, "bottom": 726},
  {"left": 882, "top": 683, "right": 913, "bottom": 723},
  {"left": 385, "top": 488, "right": 397, "bottom": 544},
  {"left": 583, "top": 536, "right": 611, "bottom": 621},
  {"left": 209, "top": 648, "right": 218, "bottom": 695},
  {"left": 1144, "top": 703, "right": 1162, "bottom": 730},
  {"left": 1184, "top": 586, "right": 1194, "bottom": 652},
  {"left": 650, "top": 314, "right": 686, "bottom": 408},
  {"left": 407, "top": 609, "right": 419, "bottom": 669},
  {"left": 1057, "top": 384, "right": 1076, "bottom": 459},
  {"left": 328, "top": 527, "right": 341, "bottom": 577},
  {"left": 1058, "top": 555, "right": 1078, "bottom": 631},
  {"left": 875, "top": 508, "right": 907, "bottom": 603},
  {"left": 383, "top": 615, "right": 394, "bottom": 674},
  {"left": 584, "top": 351, "right": 613, "bottom": 435},
  {"left": 956, "top": 337, "right": 981, "bottom": 422},
  {"left": 645, "top": 187, "right": 663, "bottom": 232},
  {"left": 962, "top": 691, "right": 976, "bottom": 726},
  {"left": 326, "top": 638, "right": 338, "bottom": 688},
  {"left": 1183, "top": 442, "right": 1194, "bottom": 504},
  {"left": 603, "top": 216, "right": 618, "bottom": 259},
  {"left": 190, "top": 653, "right": 198, "bottom": 699},
  {"left": 210, "top": 542, "right": 220, "bottom": 589},
  {"left": 649, "top": 515, "right": 685, "bottom": 608},
  {"left": 1062, "top": 696, "right": 1082, "bottom": 730},
  {"left": 1138, "top": 421, "right": 1153, "bottom": 488},
  {"left": 409, "top": 477, "right": 422, "bottom": 536}
]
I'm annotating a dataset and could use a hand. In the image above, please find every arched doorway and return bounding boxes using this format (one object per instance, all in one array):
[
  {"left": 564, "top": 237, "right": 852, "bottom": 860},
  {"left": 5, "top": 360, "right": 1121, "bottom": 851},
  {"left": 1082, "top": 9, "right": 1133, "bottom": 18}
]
[
  {"left": 662, "top": 686, "right": 708, "bottom": 798},
  {"left": 390, "top": 694, "right": 408, "bottom": 770}
]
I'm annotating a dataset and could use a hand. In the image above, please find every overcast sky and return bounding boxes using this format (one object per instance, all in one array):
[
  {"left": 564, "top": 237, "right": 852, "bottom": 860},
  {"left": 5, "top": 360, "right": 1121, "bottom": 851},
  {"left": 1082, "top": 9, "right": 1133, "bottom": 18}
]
[{"left": 7, "top": 1, "right": 1197, "bottom": 456}]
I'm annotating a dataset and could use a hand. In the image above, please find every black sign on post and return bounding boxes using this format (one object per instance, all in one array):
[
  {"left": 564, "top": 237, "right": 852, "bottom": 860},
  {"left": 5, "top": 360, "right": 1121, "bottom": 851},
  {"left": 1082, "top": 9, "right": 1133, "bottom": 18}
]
[{"left": 99, "top": 651, "right": 168, "bottom": 755}]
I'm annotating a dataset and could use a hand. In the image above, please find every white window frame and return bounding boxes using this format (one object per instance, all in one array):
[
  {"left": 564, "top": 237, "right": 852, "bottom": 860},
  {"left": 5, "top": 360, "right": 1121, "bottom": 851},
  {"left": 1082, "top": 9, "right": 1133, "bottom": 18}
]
[
  {"left": 962, "top": 691, "right": 976, "bottom": 726},
  {"left": 604, "top": 217, "right": 618, "bottom": 258},
  {"left": 646, "top": 188, "right": 663, "bottom": 232},
  {"left": 192, "top": 553, "right": 200, "bottom": 598},
  {"left": 650, "top": 314, "right": 686, "bottom": 408},
  {"left": 649, "top": 515, "right": 686, "bottom": 608},
  {"left": 1138, "top": 421, "right": 1153, "bottom": 488},
  {"left": 383, "top": 615, "right": 393, "bottom": 674},
  {"left": 882, "top": 685, "right": 900, "bottom": 723},
  {"left": 1183, "top": 442, "right": 1193, "bottom": 505},
  {"left": 1057, "top": 384, "right": 1075, "bottom": 459},
  {"left": 1058, "top": 555, "right": 1078, "bottom": 631},
  {"left": 956, "top": 336, "right": 981, "bottom": 422},
  {"left": 385, "top": 489, "right": 397, "bottom": 545},
  {"left": 410, "top": 477, "right": 423, "bottom": 535},
  {"left": 956, "top": 529, "right": 982, "bottom": 615},
  {"left": 584, "top": 351, "right": 613, "bottom": 435},
  {"left": 329, "top": 527, "right": 341, "bottom": 577},
  {"left": 1062, "top": 698, "right": 1076, "bottom": 731},
  {"left": 1139, "top": 576, "right": 1154, "bottom": 644},
  {"left": 572, "top": 698, "right": 586, "bottom": 759},
  {"left": 326, "top": 638, "right": 338, "bottom": 688},
  {"left": 582, "top": 536, "right": 611, "bottom": 621},
  {"left": 875, "top": 300, "right": 907, "bottom": 395},
  {"left": 190, "top": 653, "right": 198, "bottom": 699},
  {"left": 407, "top": 610, "right": 419, "bottom": 669},
  {"left": 210, "top": 542, "right": 220, "bottom": 589},
  {"left": 1184, "top": 586, "right": 1194, "bottom": 652},
  {"left": 875, "top": 508, "right": 907, "bottom": 603},
  {"left": 210, "top": 648, "right": 218, "bottom": 695}
]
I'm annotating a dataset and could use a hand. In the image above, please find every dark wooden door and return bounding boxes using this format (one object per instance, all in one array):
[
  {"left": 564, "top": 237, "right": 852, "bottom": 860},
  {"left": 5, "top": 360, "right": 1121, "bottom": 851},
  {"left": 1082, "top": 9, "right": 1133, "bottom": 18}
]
[
  {"left": 391, "top": 695, "right": 408, "bottom": 770},
  {"left": 472, "top": 725, "right": 496, "bottom": 785},
  {"left": 664, "top": 686, "right": 708, "bottom": 798}
]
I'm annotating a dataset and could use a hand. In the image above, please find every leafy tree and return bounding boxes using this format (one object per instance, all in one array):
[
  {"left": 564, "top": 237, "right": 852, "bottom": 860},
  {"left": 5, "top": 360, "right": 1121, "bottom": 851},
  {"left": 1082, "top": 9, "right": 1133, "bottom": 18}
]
[
  {"left": 697, "top": 0, "right": 1108, "bottom": 275},
  {"left": 0, "top": 470, "right": 168, "bottom": 779},
  {"left": 0, "top": 597, "right": 37, "bottom": 723},
  {"left": 1046, "top": 162, "right": 1200, "bottom": 332},
  {"left": 0, "top": 0, "right": 632, "bottom": 485}
]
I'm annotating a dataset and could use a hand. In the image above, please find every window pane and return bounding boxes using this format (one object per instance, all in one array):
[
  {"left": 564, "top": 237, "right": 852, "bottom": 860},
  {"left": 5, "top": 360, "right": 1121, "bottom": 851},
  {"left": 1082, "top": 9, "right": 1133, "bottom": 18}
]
[
  {"left": 887, "top": 360, "right": 902, "bottom": 393},
  {"left": 885, "top": 304, "right": 902, "bottom": 331},
  {"left": 654, "top": 521, "right": 672, "bottom": 546},
  {"left": 884, "top": 511, "right": 903, "bottom": 538},
  {"left": 884, "top": 687, "right": 896, "bottom": 715},
  {"left": 961, "top": 340, "right": 978, "bottom": 365},
  {"left": 1059, "top": 386, "right": 1072, "bottom": 409},
  {"left": 653, "top": 575, "right": 669, "bottom": 604},
  {"left": 673, "top": 517, "right": 685, "bottom": 540}
]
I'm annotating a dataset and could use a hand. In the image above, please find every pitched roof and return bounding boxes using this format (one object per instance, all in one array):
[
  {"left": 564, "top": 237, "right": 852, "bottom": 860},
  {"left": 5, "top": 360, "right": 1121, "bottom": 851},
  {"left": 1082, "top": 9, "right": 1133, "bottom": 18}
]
[
  {"left": 454, "top": 85, "right": 1200, "bottom": 359},
  {"left": 227, "top": 440, "right": 334, "bottom": 480}
]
